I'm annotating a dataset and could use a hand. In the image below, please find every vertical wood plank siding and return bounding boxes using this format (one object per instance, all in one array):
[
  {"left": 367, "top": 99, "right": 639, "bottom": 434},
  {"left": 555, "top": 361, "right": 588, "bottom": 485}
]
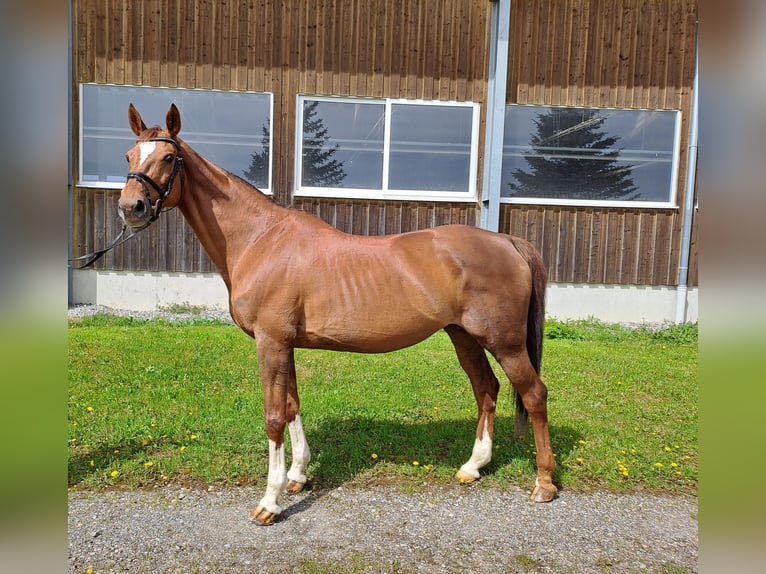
[
  {"left": 505, "top": 0, "right": 698, "bottom": 285},
  {"left": 72, "top": 0, "right": 697, "bottom": 286}
]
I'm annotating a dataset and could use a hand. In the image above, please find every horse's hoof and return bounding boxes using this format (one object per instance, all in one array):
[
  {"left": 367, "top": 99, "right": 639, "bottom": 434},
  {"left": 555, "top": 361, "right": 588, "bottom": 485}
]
[
  {"left": 249, "top": 506, "right": 279, "bottom": 526},
  {"left": 530, "top": 483, "right": 557, "bottom": 503},
  {"left": 455, "top": 469, "right": 479, "bottom": 483},
  {"left": 286, "top": 479, "right": 305, "bottom": 494}
]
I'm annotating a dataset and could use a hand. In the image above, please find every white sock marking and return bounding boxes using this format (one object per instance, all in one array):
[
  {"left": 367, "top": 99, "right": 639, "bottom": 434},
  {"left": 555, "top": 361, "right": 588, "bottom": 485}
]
[
  {"left": 459, "top": 418, "right": 493, "bottom": 479},
  {"left": 287, "top": 415, "right": 310, "bottom": 485},
  {"left": 258, "top": 439, "right": 286, "bottom": 515}
]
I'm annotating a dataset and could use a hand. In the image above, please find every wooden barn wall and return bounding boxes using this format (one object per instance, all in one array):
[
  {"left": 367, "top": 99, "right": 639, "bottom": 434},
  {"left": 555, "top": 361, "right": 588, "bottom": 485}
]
[
  {"left": 502, "top": 0, "right": 698, "bottom": 285},
  {"left": 71, "top": 0, "right": 489, "bottom": 272},
  {"left": 71, "top": 0, "right": 697, "bottom": 286}
]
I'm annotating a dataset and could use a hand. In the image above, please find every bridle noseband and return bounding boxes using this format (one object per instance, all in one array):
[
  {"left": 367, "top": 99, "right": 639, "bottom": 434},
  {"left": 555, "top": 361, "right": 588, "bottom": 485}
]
[{"left": 126, "top": 137, "right": 185, "bottom": 223}]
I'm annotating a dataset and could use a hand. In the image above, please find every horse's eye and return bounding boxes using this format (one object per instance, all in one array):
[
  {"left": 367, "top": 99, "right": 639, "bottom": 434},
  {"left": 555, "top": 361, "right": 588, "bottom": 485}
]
[{"left": 164, "top": 154, "right": 174, "bottom": 163}]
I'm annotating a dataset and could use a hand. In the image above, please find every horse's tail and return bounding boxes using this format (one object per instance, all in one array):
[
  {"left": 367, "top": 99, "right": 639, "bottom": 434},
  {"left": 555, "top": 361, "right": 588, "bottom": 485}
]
[{"left": 510, "top": 237, "right": 547, "bottom": 439}]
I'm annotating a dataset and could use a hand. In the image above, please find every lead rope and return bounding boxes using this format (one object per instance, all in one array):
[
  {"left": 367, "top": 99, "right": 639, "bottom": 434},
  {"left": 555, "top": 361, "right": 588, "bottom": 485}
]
[{"left": 68, "top": 224, "right": 140, "bottom": 269}]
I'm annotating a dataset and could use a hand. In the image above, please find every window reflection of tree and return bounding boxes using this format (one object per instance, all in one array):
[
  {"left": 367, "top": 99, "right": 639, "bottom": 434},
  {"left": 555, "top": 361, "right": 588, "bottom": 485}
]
[
  {"left": 244, "top": 102, "right": 347, "bottom": 190},
  {"left": 509, "top": 108, "right": 638, "bottom": 201}
]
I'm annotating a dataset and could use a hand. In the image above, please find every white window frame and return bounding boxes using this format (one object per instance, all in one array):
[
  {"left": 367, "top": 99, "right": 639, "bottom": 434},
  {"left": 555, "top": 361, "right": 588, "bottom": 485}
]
[
  {"left": 501, "top": 104, "right": 682, "bottom": 209},
  {"left": 78, "top": 83, "right": 274, "bottom": 194},
  {"left": 294, "top": 95, "right": 480, "bottom": 202}
]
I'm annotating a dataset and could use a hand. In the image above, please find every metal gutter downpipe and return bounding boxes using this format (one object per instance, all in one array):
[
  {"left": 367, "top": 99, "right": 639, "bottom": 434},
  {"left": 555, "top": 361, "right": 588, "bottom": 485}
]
[
  {"left": 68, "top": 0, "right": 74, "bottom": 305},
  {"left": 480, "top": 0, "right": 511, "bottom": 232},
  {"left": 675, "top": 28, "right": 699, "bottom": 324}
]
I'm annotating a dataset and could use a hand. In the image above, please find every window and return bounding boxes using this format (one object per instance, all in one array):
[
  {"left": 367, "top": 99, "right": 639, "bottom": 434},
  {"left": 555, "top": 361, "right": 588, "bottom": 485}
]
[
  {"left": 501, "top": 104, "right": 681, "bottom": 207},
  {"left": 295, "top": 96, "right": 480, "bottom": 201},
  {"left": 79, "top": 84, "right": 273, "bottom": 193}
]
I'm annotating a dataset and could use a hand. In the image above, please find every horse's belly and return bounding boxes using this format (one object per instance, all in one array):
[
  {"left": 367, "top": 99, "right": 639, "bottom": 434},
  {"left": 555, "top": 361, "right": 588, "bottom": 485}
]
[{"left": 297, "top": 306, "right": 446, "bottom": 353}]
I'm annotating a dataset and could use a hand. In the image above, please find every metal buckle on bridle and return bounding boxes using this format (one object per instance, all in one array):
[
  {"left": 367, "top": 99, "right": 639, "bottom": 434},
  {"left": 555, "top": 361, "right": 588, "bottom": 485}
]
[{"left": 126, "top": 137, "right": 184, "bottom": 222}]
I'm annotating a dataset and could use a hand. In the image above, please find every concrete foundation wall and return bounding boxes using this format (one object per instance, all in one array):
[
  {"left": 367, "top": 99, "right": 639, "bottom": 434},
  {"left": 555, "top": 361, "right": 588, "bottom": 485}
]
[{"left": 71, "top": 270, "right": 698, "bottom": 324}]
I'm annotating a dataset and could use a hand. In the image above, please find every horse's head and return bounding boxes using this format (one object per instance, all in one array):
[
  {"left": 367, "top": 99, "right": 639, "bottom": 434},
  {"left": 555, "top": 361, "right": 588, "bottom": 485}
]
[{"left": 118, "top": 104, "right": 185, "bottom": 229}]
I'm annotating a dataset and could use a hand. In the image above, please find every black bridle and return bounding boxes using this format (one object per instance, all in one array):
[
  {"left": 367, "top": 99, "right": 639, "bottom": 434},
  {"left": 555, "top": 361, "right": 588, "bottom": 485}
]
[
  {"left": 69, "top": 137, "right": 184, "bottom": 269},
  {"left": 127, "top": 137, "right": 185, "bottom": 224}
]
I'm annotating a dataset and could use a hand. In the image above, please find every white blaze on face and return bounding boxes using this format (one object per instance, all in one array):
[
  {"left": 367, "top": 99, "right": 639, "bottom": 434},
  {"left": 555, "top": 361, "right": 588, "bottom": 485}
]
[{"left": 138, "top": 142, "right": 157, "bottom": 166}]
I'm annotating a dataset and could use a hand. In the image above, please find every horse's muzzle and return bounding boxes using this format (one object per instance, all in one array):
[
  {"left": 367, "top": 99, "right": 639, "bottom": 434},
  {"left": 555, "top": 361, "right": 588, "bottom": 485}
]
[{"left": 118, "top": 195, "right": 151, "bottom": 229}]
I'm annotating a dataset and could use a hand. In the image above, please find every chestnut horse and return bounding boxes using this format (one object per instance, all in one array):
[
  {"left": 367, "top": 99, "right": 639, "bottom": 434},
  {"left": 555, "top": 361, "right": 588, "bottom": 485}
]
[{"left": 117, "top": 104, "right": 557, "bottom": 525}]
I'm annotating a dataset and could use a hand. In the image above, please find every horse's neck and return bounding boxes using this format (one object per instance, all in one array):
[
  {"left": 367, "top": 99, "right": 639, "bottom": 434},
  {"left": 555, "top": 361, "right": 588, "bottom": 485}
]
[{"left": 177, "top": 142, "right": 285, "bottom": 287}]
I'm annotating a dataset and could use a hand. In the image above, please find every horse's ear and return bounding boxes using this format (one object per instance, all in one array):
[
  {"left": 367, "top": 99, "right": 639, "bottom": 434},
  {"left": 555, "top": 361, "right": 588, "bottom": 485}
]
[
  {"left": 128, "top": 104, "right": 147, "bottom": 136},
  {"left": 166, "top": 104, "right": 181, "bottom": 138}
]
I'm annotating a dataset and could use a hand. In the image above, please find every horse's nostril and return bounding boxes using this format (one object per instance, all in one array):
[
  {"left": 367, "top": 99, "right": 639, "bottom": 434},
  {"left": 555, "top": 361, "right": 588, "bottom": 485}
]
[{"left": 134, "top": 199, "right": 146, "bottom": 215}]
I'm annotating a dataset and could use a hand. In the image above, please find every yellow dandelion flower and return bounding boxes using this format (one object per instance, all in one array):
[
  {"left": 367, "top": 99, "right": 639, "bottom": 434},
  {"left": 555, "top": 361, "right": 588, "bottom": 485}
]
[
  {"left": 110, "top": 470, "right": 119, "bottom": 477},
  {"left": 655, "top": 462, "right": 664, "bottom": 468},
  {"left": 144, "top": 461, "right": 154, "bottom": 467},
  {"left": 86, "top": 406, "right": 94, "bottom": 412},
  {"left": 190, "top": 434, "right": 198, "bottom": 440},
  {"left": 371, "top": 453, "right": 378, "bottom": 459},
  {"left": 89, "top": 460, "right": 95, "bottom": 467},
  {"left": 664, "top": 446, "right": 672, "bottom": 452},
  {"left": 670, "top": 462, "right": 678, "bottom": 468},
  {"left": 578, "top": 440, "right": 586, "bottom": 445},
  {"left": 412, "top": 461, "right": 419, "bottom": 466},
  {"left": 86, "top": 569, "right": 94, "bottom": 574},
  {"left": 633, "top": 426, "right": 640, "bottom": 432},
  {"left": 179, "top": 446, "right": 186, "bottom": 452},
  {"left": 576, "top": 457, "right": 584, "bottom": 463}
]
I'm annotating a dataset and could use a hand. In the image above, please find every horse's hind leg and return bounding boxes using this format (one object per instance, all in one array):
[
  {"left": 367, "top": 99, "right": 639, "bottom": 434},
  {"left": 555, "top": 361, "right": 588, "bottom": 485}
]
[
  {"left": 496, "top": 349, "right": 557, "bottom": 502},
  {"left": 445, "top": 325, "right": 500, "bottom": 483}
]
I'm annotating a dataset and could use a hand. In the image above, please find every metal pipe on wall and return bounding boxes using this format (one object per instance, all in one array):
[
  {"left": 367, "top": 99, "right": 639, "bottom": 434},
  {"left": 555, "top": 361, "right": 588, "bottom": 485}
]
[
  {"left": 675, "top": 25, "right": 699, "bottom": 324},
  {"left": 480, "top": 0, "right": 511, "bottom": 232}
]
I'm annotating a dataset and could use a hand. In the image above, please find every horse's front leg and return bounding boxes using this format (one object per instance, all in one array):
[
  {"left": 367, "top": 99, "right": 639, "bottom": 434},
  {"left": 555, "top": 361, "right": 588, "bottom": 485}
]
[
  {"left": 249, "top": 340, "right": 293, "bottom": 526},
  {"left": 286, "top": 364, "right": 310, "bottom": 493}
]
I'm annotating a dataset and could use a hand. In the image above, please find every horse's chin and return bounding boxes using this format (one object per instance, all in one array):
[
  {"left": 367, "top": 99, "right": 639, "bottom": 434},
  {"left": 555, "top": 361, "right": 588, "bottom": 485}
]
[{"left": 120, "top": 215, "right": 152, "bottom": 231}]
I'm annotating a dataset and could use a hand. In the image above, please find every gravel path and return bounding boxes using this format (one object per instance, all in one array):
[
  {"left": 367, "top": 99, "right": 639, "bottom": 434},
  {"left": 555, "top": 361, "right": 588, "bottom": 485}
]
[
  {"left": 68, "top": 484, "right": 697, "bottom": 573},
  {"left": 68, "top": 305, "right": 697, "bottom": 573}
]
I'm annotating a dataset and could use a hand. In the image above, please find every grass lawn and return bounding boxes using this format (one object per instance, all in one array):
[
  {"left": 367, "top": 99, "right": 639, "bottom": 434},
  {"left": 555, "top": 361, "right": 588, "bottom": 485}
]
[{"left": 68, "top": 315, "right": 697, "bottom": 495}]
